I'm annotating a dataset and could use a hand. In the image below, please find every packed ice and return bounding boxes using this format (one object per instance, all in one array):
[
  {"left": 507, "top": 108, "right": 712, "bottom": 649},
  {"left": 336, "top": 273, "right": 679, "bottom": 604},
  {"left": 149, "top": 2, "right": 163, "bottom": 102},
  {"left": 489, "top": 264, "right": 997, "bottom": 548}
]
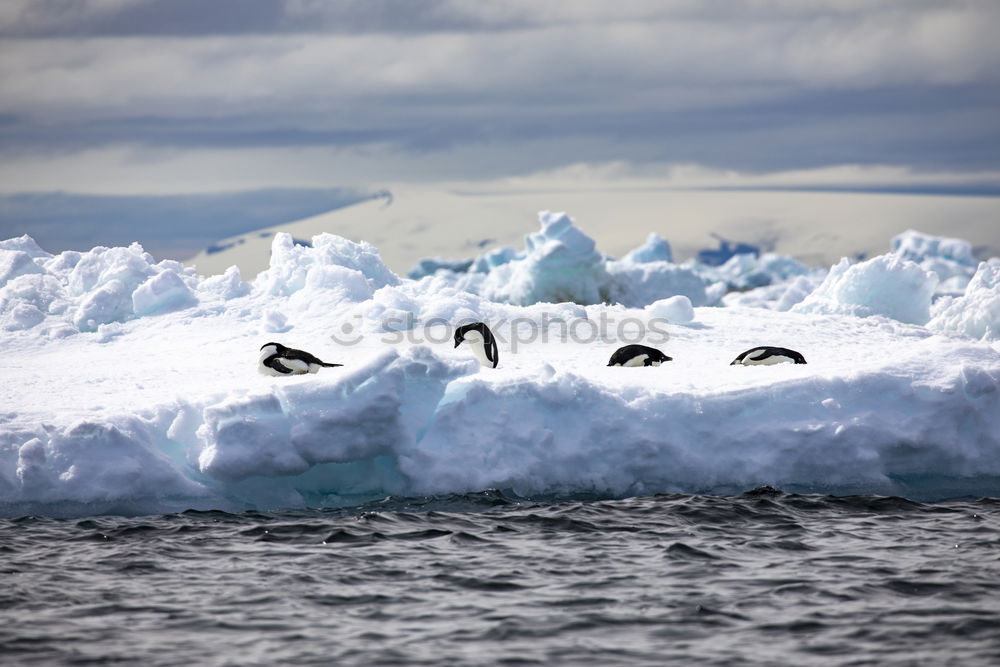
[{"left": 1, "top": 216, "right": 998, "bottom": 517}]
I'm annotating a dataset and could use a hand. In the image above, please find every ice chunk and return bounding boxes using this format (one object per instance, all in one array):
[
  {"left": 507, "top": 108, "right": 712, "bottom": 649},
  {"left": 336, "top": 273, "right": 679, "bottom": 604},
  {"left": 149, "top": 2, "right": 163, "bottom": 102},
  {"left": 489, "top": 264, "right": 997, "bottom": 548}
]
[
  {"left": 690, "top": 252, "right": 811, "bottom": 291},
  {"left": 196, "top": 348, "right": 475, "bottom": 483},
  {"left": 261, "top": 309, "right": 292, "bottom": 333},
  {"left": 0, "top": 235, "right": 51, "bottom": 259},
  {"left": 621, "top": 232, "right": 673, "bottom": 264},
  {"left": 891, "top": 229, "right": 979, "bottom": 292},
  {"left": 645, "top": 295, "right": 695, "bottom": 324},
  {"left": 198, "top": 266, "right": 252, "bottom": 300},
  {"left": 132, "top": 270, "right": 198, "bottom": 316},
  {"left": 479, "top": 212, "right": 611, "bottom": 306},
  {"left": 43, "top": 250, "right": 83, "bottom": 277},
  {"left": 722, "top": 272, "right": 827, "bottom": 311},
  {"left": 257, "top": 232, "right": 399, "bottom": 297},
  {"left": 891, "top": 229, "right": 976, "bottom": 266},
  {"left": 2, "top": 302, "right": 45, "bottom": 331},
  {"left": 928, "top": 260, "right": 1000, "bottom": 341},
  {"left": 0, "top": 249, "right": 44, "bottom": 286},
  {"left": 697, "top": 235, "right": 760, "bottom": 266},
  {"left": 0, "top": 273, "right": 69, "bottom": 324},
  {"left": 606, "top": 261, "right": 710, "bottom": 307},
  {"left": 67, "top": 243, "right": 156, "bottom": 297},
  {"left": 471, "top": 246, "right": 521, "bottom": 273},
  {"left": 73, "top": 279, "right": 134, "bottom": 332},
  {"left": 407, "top": 257, "right": 474, "bottom": 280},
  {"left": 792, "top": 254, "right": 938, "bottom": 324},
  {"left": 15, "top": 420, "right": 207, "bottom": 505}
]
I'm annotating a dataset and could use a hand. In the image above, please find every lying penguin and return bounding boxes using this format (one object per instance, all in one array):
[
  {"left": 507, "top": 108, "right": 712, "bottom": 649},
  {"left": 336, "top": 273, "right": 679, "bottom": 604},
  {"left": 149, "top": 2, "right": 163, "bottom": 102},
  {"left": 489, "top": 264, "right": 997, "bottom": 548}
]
[
  {"left": 258, "top": 342, "right": 343, "bottom": 376},
  {"left": 454, "top": 322, "right": 499, "bottom": 368},
  {"left": 730, "top": 346, "right": 806, "bottom": 365},
  {"left": 608, "top": 344, "right": 672, "bottom": 367}
]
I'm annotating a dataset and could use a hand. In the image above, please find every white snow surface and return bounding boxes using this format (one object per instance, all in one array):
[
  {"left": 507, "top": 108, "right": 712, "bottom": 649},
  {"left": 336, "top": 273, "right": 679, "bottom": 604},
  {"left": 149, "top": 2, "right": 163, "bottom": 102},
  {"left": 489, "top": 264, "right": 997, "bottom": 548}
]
[{"left": 2, "top": 224, "right": 999, "bottom": 517}]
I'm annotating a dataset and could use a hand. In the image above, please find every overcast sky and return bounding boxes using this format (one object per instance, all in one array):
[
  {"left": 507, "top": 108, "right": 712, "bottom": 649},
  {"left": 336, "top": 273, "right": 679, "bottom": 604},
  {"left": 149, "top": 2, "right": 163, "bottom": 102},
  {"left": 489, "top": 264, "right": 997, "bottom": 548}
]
[{"left": 2, "top": 0, "right": 999, "bottom": 254}]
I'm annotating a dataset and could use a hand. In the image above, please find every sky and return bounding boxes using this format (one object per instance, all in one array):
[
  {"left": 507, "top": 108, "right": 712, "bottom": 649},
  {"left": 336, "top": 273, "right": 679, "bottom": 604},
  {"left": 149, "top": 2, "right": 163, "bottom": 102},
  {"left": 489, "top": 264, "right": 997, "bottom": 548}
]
[{"left": 1, "top": 0, "right": 1000, "bottom": 258}]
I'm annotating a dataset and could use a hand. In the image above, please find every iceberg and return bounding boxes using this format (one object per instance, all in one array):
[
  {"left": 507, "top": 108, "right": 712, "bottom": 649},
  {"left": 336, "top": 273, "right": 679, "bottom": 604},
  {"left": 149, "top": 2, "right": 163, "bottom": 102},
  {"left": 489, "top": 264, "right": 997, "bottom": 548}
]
[{"left": 1, "top": 223, "right": 999, "bottom": 517}]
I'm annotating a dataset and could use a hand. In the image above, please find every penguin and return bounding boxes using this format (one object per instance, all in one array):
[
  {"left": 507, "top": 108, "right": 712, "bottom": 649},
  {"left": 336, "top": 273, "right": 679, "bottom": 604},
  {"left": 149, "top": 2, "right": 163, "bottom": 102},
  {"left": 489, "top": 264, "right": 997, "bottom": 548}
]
[
  {"left": 608, "top": 344, "right": 672, "bottom": 367},
  {"left": 258, "top": 342, "right": 343, "bottom": 376},
  {"left": 454, "top": 322, "right": 499, "bottom": 368},
  {"left": 730, "top": 346, "right": 806, "bottom": 366}
]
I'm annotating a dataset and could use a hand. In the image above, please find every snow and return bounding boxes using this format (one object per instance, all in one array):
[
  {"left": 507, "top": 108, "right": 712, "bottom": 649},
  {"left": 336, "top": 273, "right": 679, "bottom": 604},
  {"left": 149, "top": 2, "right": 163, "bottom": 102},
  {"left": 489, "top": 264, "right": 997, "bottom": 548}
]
[
  {"left": 1, "top": 225, "right": 999, "bottom": 517},
  {"left": 791, "top": 254, "right": 939, "bottom": 325}
]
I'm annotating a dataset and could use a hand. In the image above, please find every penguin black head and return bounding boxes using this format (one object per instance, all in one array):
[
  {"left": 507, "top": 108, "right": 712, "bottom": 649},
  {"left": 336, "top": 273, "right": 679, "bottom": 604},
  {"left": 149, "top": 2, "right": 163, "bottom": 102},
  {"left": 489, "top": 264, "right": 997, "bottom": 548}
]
[
  {"left": 261, "top": 342, "right": 287, "bottom": 352},
  {"left": 650, "top": 350, "right": 673, "bottom": 363},
  {"left": 454, "top": 322, "right": 491, "bottom": 348}
]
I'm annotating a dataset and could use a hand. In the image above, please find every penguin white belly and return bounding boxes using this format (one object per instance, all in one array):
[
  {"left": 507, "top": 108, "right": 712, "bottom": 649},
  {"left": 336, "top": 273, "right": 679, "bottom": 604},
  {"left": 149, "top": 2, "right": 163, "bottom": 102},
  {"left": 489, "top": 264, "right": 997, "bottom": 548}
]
[
  {"left": 282, "top": 358, "right": 312, "bottom": 374},
  {"left": 462, "top": 331, "right": 494, "bottom": 367},
  {"left": 620, "top": 354, "right": 648, "bottom": 367}
]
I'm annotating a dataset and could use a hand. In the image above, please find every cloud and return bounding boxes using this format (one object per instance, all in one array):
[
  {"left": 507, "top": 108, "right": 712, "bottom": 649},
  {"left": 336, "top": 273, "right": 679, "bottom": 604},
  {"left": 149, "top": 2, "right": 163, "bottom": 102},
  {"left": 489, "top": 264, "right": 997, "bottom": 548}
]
[
  {"left": 4, "top": 3, "right": 999, "bottom": 118},
  {"left": 0, "top": 1, "right": 997, "bottom": 203}
]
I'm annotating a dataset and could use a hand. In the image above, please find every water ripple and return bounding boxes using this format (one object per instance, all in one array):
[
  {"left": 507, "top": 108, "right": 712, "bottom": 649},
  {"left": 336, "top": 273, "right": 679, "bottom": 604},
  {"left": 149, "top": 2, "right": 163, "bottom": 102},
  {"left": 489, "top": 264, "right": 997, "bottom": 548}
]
[{"left": 2, "top": 491, "right": 999, "bottom": 665}]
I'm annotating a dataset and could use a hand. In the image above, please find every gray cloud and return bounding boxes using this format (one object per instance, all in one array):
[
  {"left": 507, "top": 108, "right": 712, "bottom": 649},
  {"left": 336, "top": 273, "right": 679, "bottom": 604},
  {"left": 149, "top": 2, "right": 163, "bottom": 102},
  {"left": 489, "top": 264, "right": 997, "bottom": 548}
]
[
  {"left": 0, "top": 1, "right": 997, "bottom": 195},
  {"left": 0, "top": 0, "right": 532, "bottom": 37}
]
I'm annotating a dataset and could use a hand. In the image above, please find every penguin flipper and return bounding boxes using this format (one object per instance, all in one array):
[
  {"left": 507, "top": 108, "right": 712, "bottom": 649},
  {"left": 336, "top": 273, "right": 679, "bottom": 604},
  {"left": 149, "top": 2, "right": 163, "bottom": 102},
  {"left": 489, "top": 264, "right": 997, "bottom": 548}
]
[{"left": 264, "top": 356, "right": 295, "bottom": 374}]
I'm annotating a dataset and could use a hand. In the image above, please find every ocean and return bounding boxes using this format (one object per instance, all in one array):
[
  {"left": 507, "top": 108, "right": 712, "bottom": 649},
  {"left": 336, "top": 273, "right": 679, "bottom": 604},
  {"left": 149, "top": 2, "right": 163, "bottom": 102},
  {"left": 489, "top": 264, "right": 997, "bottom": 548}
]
[{"left": 3, "top": 489, "right": 999, "bottom": 666}]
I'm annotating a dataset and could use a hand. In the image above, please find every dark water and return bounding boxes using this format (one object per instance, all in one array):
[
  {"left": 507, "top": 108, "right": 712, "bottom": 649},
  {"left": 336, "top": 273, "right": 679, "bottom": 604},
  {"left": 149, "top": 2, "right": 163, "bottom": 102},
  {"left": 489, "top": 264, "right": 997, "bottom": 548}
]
[{"left": 3, "top": 490, "right": 1000, "bottom": 666}]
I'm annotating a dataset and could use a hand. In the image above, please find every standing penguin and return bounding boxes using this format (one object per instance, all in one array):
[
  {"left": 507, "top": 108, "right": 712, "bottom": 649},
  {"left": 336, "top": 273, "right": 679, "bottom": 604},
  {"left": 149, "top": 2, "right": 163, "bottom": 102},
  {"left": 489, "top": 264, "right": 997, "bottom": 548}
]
[
  {"left": 608, "top": 344, "right": 672, "bottom": 367},
  {"left": 454, "top": 322, "right": 499, "bottom": 368},
  {"left": 258, "top": 342, "right": 343, "bottom": 376},
  {"left": 730, "top": 346, "right": 806, "bottom": 366}
]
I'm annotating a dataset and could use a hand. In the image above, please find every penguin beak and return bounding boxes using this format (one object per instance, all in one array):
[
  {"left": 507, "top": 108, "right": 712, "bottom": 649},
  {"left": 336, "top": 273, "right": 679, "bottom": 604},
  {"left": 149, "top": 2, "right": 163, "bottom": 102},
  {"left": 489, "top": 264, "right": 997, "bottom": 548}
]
[{"left": 454, "top": 338, "right": 461, "bottom": 348}]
